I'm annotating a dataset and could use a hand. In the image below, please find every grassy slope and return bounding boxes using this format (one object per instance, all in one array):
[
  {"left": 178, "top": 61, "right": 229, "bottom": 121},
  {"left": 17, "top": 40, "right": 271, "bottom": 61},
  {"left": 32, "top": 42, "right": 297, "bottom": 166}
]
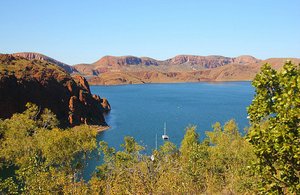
[{"left": 0, "top": 55, "right": 70, "bottom": 82}]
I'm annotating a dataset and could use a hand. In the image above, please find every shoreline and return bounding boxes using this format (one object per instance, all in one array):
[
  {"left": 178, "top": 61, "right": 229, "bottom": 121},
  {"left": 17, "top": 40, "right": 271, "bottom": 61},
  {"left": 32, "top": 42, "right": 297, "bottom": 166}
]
[
  {"left": 90, "top": 125, "right": 110, "bottom": 133},
  {"left": 89, "top": 80, "right": 252, "bottom": 86}
]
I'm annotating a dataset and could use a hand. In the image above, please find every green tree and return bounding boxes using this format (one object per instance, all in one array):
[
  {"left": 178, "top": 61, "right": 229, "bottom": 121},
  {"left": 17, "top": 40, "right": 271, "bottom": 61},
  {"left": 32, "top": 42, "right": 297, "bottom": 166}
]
[
  {"left": 180, "top": 125, "right": 199, "bottom": 161},
  {"left": 95, "top": 137, "right": 150, "bottom": 194},
  {"left": 159, "top": 141, "right": 178, "bottom": 156},
  {"left": 206, "top": 120, "right": 257, "bottom": 194},
  {"left": 0, "top": 103, "right": 97, "bottom": 194},
  {"left": 247, "top": 62, "right": 300, "bottom": 194}
]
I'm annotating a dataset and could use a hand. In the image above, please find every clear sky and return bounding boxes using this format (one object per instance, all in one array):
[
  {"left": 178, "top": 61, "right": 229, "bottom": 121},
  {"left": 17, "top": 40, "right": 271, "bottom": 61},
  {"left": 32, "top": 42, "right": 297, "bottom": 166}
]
[{"left": 1, "top": 0, "right": 299, "bottom": 64}]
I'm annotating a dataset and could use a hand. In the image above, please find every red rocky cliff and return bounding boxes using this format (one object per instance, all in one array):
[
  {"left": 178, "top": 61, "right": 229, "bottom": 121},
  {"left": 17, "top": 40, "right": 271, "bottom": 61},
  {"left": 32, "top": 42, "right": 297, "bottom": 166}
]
[{"left": 0, "top": 54, "right": 110, "bottom": 127}]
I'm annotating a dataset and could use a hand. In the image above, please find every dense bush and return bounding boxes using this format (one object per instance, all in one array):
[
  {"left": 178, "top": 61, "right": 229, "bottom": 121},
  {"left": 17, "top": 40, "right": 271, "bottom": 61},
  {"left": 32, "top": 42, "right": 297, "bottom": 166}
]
[
  {"left": 248, "top": 61, "right": 300, "bottom": 194},
  {"left": 0, "top": 103, "right": 97, "bottom": 194}
]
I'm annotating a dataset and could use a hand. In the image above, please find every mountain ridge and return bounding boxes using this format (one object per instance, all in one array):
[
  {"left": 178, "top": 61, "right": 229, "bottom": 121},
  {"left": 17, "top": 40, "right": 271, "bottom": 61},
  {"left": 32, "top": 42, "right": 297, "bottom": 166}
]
[
  {"left": 73, "top": 54, "right": 262, "bottom": 76},
  {"left": 82, "top": 56, "right": 300, "bottom": 85},
  {"left": 12, "top": 52, "right": 78, "bottom": 74},
  {"left": 5, "top": 52, "right": 300, "bottom": 85}
]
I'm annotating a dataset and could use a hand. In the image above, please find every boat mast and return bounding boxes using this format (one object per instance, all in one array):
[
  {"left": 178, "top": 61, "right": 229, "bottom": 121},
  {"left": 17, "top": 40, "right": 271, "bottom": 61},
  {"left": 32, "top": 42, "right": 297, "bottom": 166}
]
[{"left": 164, "top": 122, "right": 167, "bottom": 135}]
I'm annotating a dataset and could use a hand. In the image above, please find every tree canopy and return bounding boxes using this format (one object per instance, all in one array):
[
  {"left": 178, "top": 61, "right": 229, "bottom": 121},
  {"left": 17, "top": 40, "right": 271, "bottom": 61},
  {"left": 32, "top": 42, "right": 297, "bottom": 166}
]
[
  {"left": 248, "top": 61, "right": 300, "bottom": 194},
  {"left": 0, "top": 103, "right": 97, "bottom": 194}
]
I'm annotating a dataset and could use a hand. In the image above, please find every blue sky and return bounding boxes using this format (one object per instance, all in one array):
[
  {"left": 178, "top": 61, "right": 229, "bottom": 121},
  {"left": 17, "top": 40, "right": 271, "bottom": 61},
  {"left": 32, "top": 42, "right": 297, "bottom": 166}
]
[{"left": 1, "top": 0, "right": 299, "bottom": 64}]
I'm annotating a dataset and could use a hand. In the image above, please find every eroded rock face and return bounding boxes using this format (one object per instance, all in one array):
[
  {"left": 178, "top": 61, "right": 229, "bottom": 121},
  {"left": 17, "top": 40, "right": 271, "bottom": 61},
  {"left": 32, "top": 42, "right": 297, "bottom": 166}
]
[
  {"left": 0, "top": 54, "right": 110, "bottom": 127},
  {"left": 233, "top": 55, "right": 260, "bottom": 65},
  {"left": 101, "top": 98, "right": 111, "bottom": 111},
  {"left": 166, "top": 55, "right": 234, "bottom": 67},
  {"left": 12, "top": 52, "right": 78, "bottom": 74},
  {"left": 72, "top": 75, "right": 91, "bottom": 93}
]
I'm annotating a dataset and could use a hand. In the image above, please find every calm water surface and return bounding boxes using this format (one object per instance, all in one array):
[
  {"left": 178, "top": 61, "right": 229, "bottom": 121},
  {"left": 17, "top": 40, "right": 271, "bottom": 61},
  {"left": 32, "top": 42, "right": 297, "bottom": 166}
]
[{"left": 84, "top": 82, "right": 254, "bottom": 179}]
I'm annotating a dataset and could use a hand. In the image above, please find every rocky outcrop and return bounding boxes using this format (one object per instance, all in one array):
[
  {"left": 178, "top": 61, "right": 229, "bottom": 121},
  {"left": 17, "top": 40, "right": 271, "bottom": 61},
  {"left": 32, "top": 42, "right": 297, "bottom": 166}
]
[
  {"left": 93, "top": 95, "right": 111, "bottom": 111},
  {"left": 166, "top": 55, "right": 234, "bottom": 68},
  {"left": 73, "top": 63, "right": 100, "bottom": 76},
  {"left": 0, "top": 54, "right": 110, "bottom": 127},
  {"left": 93, "top": 55, "right": 159, "bottom": 67},
  {"left": 166, "top": 55, "right": 260, "bottom": 68},
  {"left": 12, "top": 52, "right": 78, "bottom": 74},
  {"left": 140, "top": 57, "right": 160, "bottom": 66},
  {"left": 233, "top": 55, "right": 260, "bottom": 65}
]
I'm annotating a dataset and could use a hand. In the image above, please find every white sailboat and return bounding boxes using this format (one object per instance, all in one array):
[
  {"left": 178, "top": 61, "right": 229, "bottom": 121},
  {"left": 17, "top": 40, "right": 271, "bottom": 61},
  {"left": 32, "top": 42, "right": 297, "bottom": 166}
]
[{"left": 162, "top": 122, "right": 169, "bottom": 140}]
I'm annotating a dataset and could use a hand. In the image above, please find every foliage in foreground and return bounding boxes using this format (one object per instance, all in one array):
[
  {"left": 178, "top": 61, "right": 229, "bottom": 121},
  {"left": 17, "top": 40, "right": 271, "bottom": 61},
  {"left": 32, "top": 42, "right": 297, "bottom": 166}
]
[
  {"left": 93, "top": 121, "right": 257, "bottom": 194},
  {"left": 248, "top": 61, "right": 300, "bottom": 194},
  {"left": 0, "top": 103, "right": 97, "bottom": 194}
]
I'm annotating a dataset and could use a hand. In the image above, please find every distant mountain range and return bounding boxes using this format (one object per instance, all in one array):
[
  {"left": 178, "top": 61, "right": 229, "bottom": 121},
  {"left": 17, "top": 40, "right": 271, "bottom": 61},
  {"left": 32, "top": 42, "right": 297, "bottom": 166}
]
[
  {"left": 8, "top": 52, "right": 300, "bottom": 85},
  {"left": 73, "top": 55, "right": 260, "bottom": 75}
]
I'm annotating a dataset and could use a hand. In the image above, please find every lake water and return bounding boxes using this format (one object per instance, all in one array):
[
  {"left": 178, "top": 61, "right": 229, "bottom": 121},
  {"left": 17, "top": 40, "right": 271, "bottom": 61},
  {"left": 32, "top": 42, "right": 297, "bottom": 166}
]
[{"left": 84, "top": 82, "right": 255, "bottom": 179}]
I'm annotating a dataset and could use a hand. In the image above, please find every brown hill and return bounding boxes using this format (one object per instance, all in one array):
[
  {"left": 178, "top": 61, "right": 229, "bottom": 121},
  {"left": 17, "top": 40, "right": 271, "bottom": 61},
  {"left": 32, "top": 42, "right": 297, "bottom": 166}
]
[
  {"left": 73, "top": 63, "right": 100, "bottom": 76},
  {"left": 73, "top": 54, "right": 261, "bottom": 77},
  {"left": 12, "top": 52, "right": 78, "bottom": 74},
  {"left": 87, "top": 57, "right": 300, "bottom": 85},
  {"left": 164, "top": 55, "right": 260, "bottom": 72},
  {"left": 0, "top": 54, "right": 110, "bottom": 127},
  {"left": 167, "top": 55, "right": 230, "bottom": 67},
  {"left": 93, "top": 55, "right": 160, "bottom": 67}
]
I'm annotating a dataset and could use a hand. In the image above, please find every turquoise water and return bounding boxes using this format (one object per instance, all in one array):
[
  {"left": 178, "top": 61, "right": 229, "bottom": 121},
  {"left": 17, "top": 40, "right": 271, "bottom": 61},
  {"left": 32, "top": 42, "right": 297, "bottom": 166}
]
[{"left": 84, "top": 82, "right": 254, "bottom": 179}]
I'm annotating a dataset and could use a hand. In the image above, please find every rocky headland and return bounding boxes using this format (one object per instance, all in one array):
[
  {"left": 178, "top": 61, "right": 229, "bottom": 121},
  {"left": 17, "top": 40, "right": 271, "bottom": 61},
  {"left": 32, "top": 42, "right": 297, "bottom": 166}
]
[{"left": 0, "top": 54, "right": 110, "bottom": 127}]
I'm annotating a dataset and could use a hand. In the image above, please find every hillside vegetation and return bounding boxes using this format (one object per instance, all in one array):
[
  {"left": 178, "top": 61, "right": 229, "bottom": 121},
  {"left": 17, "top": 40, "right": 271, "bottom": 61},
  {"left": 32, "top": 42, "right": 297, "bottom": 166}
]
[{"left": 12, "top": 52, "right": 77, "bottom": 74}]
